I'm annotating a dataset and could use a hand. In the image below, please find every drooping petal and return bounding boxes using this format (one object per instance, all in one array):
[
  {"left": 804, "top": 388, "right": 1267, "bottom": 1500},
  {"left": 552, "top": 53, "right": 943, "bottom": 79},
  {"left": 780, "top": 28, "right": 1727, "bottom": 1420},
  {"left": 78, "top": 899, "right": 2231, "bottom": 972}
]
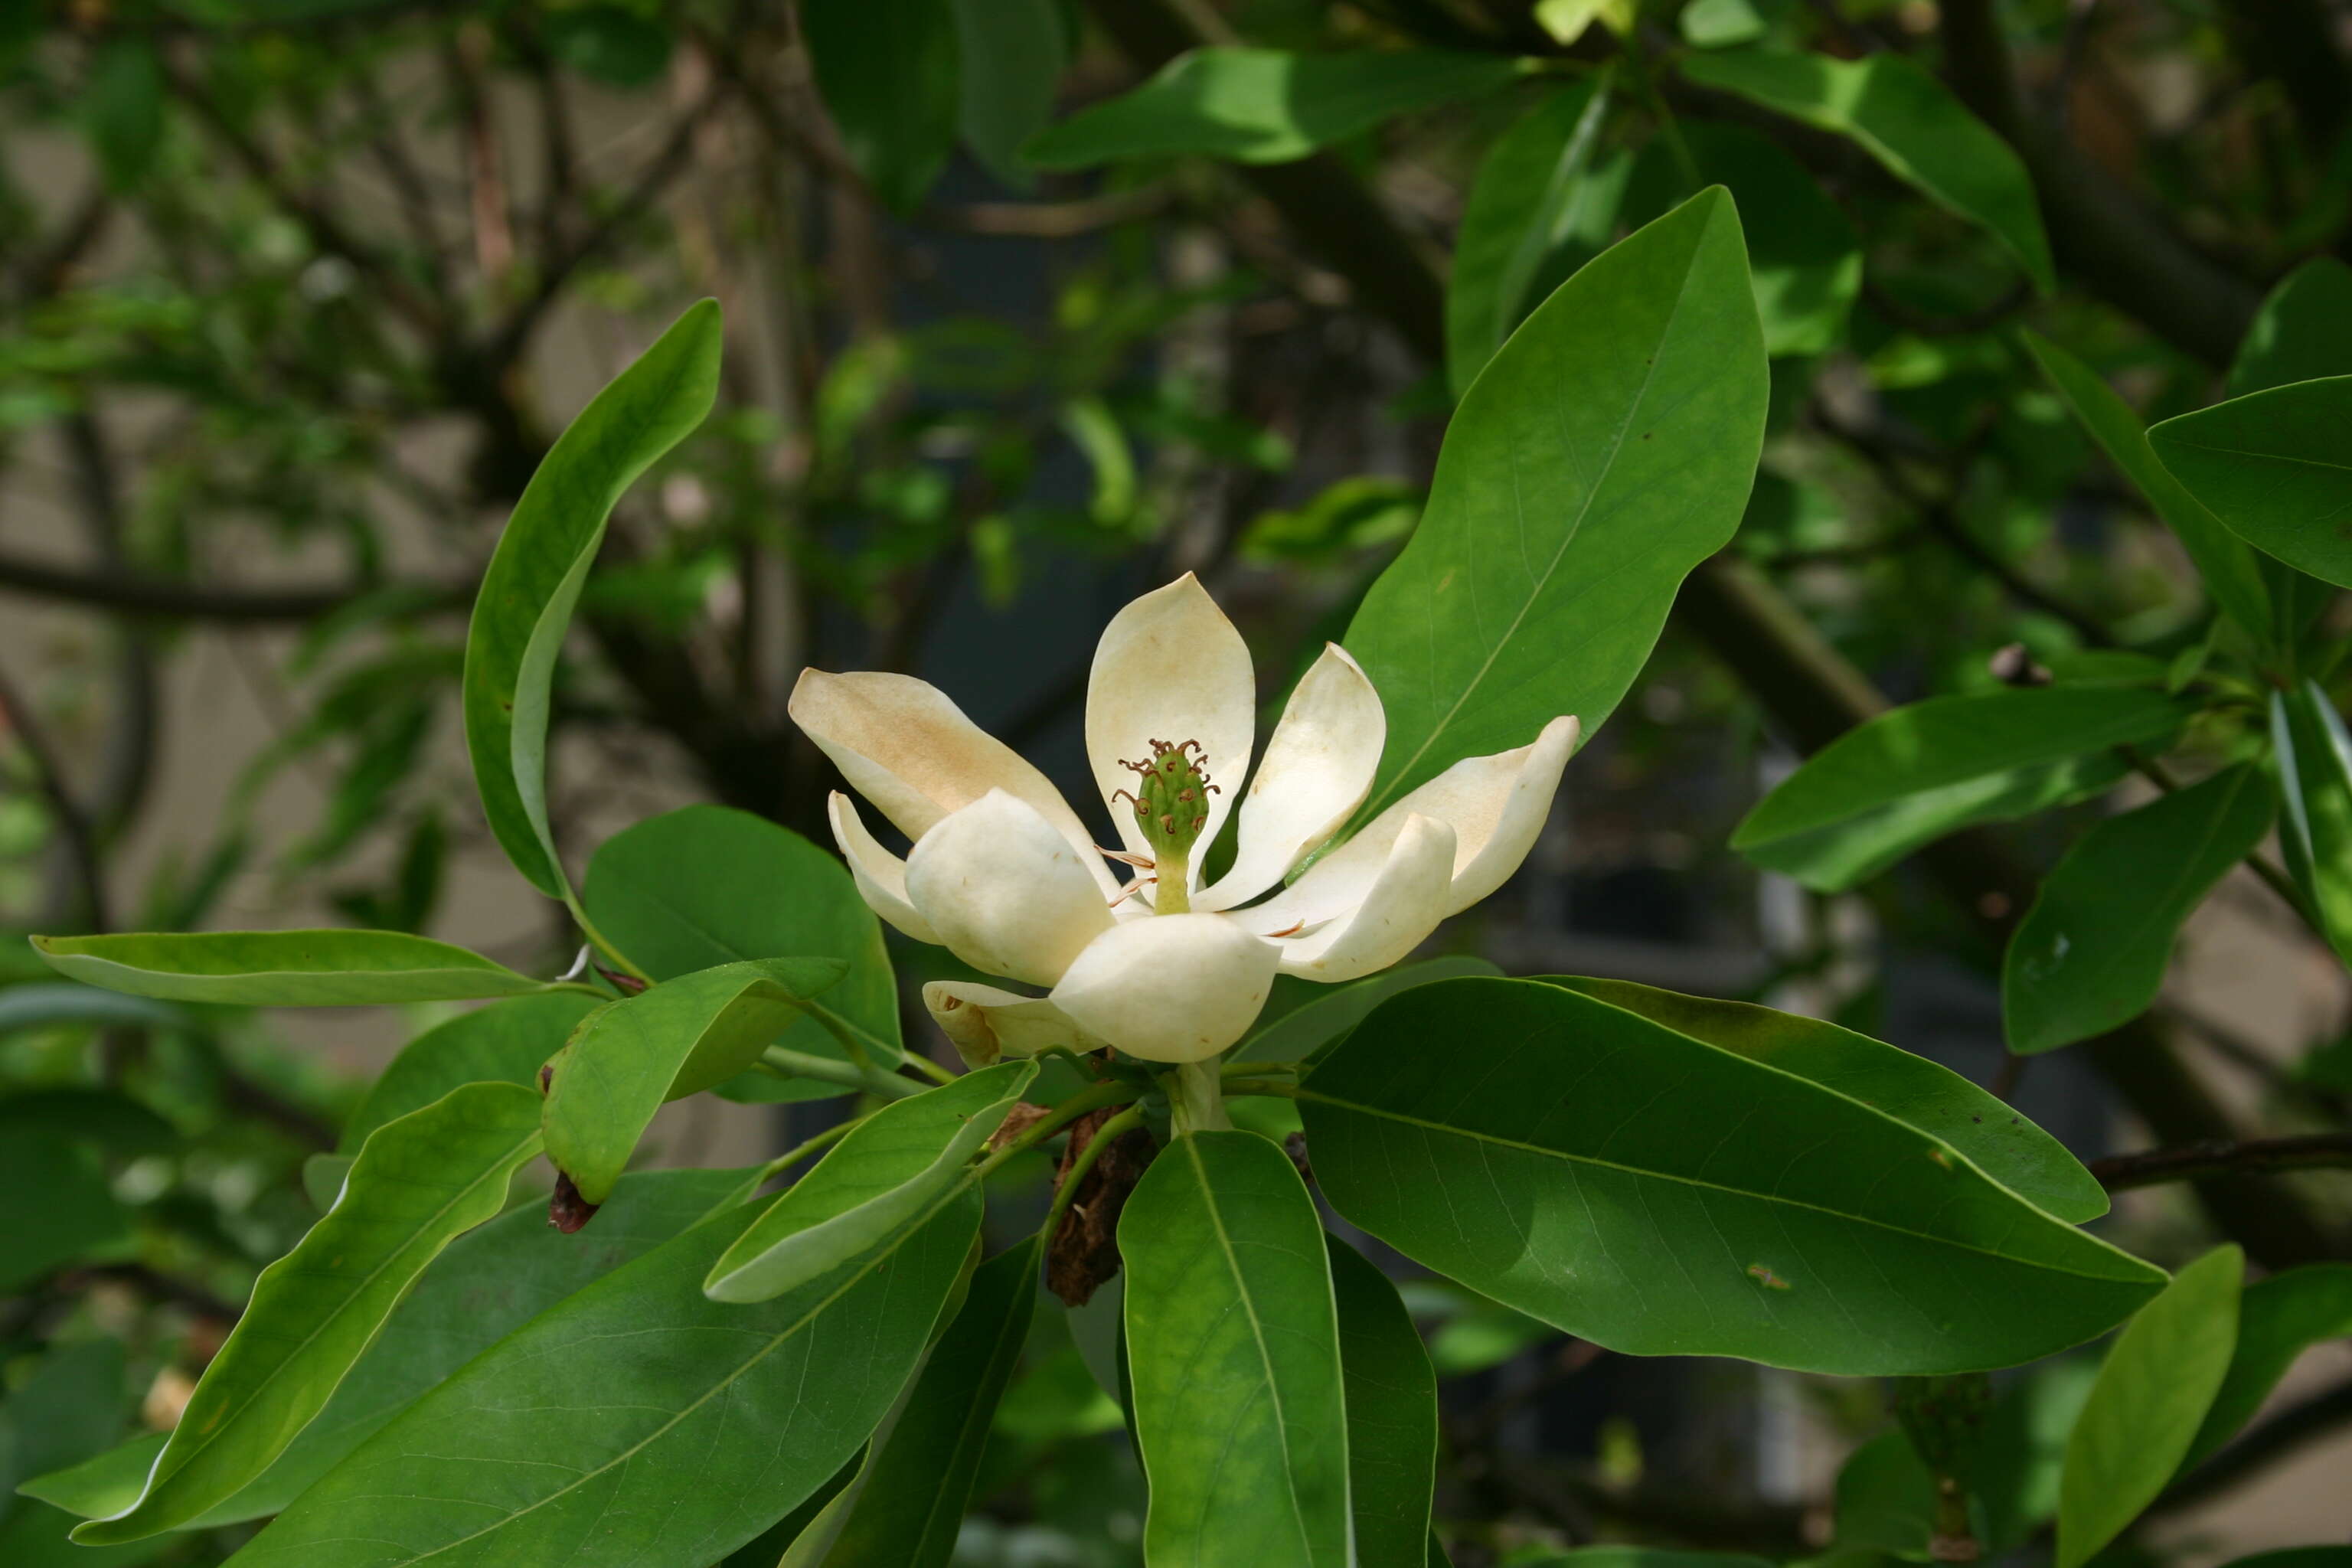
[
  {"left": 1272, "top": 815, "right": 1454, "bottom": 982},
  {"left": 923, "top": 981, "right": 1106, "bottom": 1068},
  {"left": 904, "top": 791, "right": 1115, "bottom": 988},
  {"left": 1049, "top": 913, "right": 1278, "bottom": 1063},
  {"left": 826, "top": 792, "right": 939, "bottom": 944},
  {"left": 1195, "top": 643, "right": 1386, "bottom": 912},
  {"left": 1083, "top": 573, "right": 1256, "bottom": 874},
  {"left": 1243, "top": 714, "right": 1579, "bottom": 935},
  {"left": 791, "top": 668, "right": 1114, "bottom": 894}
]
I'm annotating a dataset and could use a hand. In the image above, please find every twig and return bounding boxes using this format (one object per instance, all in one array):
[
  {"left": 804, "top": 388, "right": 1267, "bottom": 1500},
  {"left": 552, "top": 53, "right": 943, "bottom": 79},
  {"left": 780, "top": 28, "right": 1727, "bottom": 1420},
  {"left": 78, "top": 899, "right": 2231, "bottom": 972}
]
[
  {"left": 0, "top": 554, "right": 456, "bottom": 622},
  {"left": 2089, "top": 1132, "right": 2352, "bottom": 1191},
  {"left": 923, "top": 188, "right": 1173, "bottom": 238}
]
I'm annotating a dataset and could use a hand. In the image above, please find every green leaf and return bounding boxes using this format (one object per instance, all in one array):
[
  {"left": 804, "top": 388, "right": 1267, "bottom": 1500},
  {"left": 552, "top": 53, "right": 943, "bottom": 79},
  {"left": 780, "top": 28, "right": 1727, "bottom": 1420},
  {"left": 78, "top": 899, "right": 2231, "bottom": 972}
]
[
  {"left": 0, "top": 1089, "right": 176, "bottom": 1155},
  {"left": 77, "top": 1083, "right": 544, "bottom": 1544},
  {"left": 29, "top": 929, "right": 551, "bottom": 1005},
  {"left": 581, "top": 805, "right": 903, "bottom": 1094},
  {"left": 2004, "top": 766, "right": 2274, "bottom": 1055},
  {"left": 1730, "top": 688, "right": 2188, "bottom": 893},
  {"left": 1831, "top": 1429, "right": 1939, "bottom": 1553},
  {"left": 1681, "top": 0, "right": 1768, "bottom": 47},
  {"left": 950, "top": 0, "right": 1063, "bottom": 188},
  {"left": 1328, "top": 1236, "right": 1439, "bottom": 1566},
  {"left": 1677, "top": 47, "right": 2053, "bottom": 294},
  {"left": 1347, "top": 187, "right": 1766, "bottom": 816},
  {"left": 2024, "top": 332, "right": 2273, "bottom": 641},
  {"left": 804, "top": 0, "right": 959, "bottom": 214},
  {"left": 2056, "top": 1246, "right": 2243, "bottom": 1568},
  {"left": 2226, "top": 257, "right": 2352, "bottom": 400},
  {"left": 0, "top": 983, "right": 188, "bottom": 1034},
  {"left": 2180, "top": 1262, "right": 2352, "bottom": 1472},
  {"left": 1625, "top": 120, "right": 1861, "bottom": 358},
  {"left": 461, "top": 299, "right": 722, "bottom": 899},
  {"left": 0, "top": 1131, "right": 130, "bottom": 1292},
  {"left": 1543, "top": 976, "right": 2105, "bottom": 1221},
  {"left": 84, "top": 39, "right": 164, "bottom": 191},
  {"left": 2148, "top": 374, "right": 2352, "bottom": 590},
  {"left": 1023, "top": 47, "right": 1523, "bottom": 168},
  {"left": 1446, "top": 80, "right": 1613, "bottom": 397},
  {"left": 542, "top": 957, "right": 848, "bottom": 1205},
  {"left": 220, "top": 1174, "right": 978, "bottom": 1568},
  {"left": 1120, "top": 1130, "right": 1352, "bottom": 1567},
  {"left": 1301, "top": 978, "right": 2166, "bottom": 1374},
  {"left": 1237, "top": 955, "right": 1502, "bottom": 1067},
  {"left": 815, "top": 1240, "right": 1040, "bottom": 1566},
  {"left": 22, "top": 1168, "right": 747, "bottom": 1531},
  {"left": 704, "top": 1061, "right": 1035, "bottom": 1302},
  {"left": 2271, "top": 681, "right": 2352, "bottom": 966},
  {"left": 340, "top": 991, "right": 599, "bottom": 1152}
]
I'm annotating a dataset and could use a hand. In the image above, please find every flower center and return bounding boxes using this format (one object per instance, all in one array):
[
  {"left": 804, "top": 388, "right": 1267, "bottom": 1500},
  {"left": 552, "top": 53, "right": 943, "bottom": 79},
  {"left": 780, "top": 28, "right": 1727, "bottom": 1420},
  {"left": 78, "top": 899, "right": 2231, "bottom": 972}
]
[{"left": 1112, "top": 739, "right": 1220, "bottom": 911}]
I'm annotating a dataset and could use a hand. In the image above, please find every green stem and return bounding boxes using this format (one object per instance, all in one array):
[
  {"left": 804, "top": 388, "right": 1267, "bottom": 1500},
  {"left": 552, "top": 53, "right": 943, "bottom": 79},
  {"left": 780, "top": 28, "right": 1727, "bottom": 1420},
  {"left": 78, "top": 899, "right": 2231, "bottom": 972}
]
[
  {"left": 560, "top": 890, "right": 652, "bottom": 985},
  {"left": 756, "top": 1044, "right": 929, "bottom": 1100},
  {"left": 1041, "top": 1106, "right": 1145, "bottom": 1239},
  {"left": 1169, "top": 1058, "right": 1230, "bottom": 1135},
  {"left": 972, "top": 1080, "right": 1143, "bottom": 1181},
  {"left": 750, "top": 1118, "right": 861, "bottom": 1186},
  {"left": 1222, "top": 1078, "right": 1300, "bottom": 1099},
  {"left": 546, "top": 979, "right": 614, "bottom": 999},
  {"left": 1223, "top": 1057, "right": 1303, "bottom": 1077},
  {"left": 789, "top": 995, "right": 889, "bottom": 1070},
  {"left": 1154, "top": 851, "right": 1191, "bottom": 913}
]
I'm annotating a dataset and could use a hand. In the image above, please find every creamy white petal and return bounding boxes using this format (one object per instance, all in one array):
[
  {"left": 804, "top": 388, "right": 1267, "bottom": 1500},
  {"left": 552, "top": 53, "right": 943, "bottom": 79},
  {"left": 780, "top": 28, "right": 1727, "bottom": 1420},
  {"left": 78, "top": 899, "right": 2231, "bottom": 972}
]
[
  {"left": 1273, "top": 815, "right": 1454, "bottom": 982},
  {"left": 1049, "top": 913, "right": 1279, "bottom": 1063},
  {"left": 1083, "top": 573, "right": 1256, "bottom": 874},
  {"left": 1243, "top": 714, "right": 1580, "bottom": 934},
  {"left": 904, "top": 791, "right": 1115, "bottom": 988},
  {"left": 791, "top": 668, "right": 1114, "bottom": 895},
  {"left": 923, "top": 981, "right": 1106, "bottom": 1068},
  {"left": 826, "top": 792, "right": 939, "bottom": 944},
  {"left": 1195, "top": 643, "right": 1386, "bottom": 913}
]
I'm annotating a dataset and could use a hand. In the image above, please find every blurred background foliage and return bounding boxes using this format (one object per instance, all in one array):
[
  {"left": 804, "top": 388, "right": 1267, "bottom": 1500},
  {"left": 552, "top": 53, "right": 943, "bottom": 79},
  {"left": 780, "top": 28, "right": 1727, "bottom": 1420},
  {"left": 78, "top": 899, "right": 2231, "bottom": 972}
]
[{"left": 2, "top": 0, "right": 2350, "bottom": 1563}]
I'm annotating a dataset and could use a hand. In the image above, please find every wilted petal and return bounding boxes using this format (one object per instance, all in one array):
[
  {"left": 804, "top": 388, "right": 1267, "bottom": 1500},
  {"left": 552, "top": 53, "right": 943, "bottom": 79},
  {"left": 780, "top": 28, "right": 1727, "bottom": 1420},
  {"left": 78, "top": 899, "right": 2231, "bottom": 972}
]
[
  {"left": 1272, "top": 814, "right": 1454, "bottom": 982},
  {"left": 905, "top": 792, "right": 1115, "bottom": 988},
  {"left": 1084, "top": 574, "right": 1256, "bottom": 874},
  {"left": 1195, "top": 643, "right": 1385, "bottom": 913},
  {"left": 1244, "top": 715, "right": 1579, "bottom": 934},
  {"left": 1050, "top": 913, "right": 1278, "bottom": 1063},
  {"left": 791, "top": 669, "right": 1113, "bottom": 895},
  {"left": 923, "top": 981, "right": 1106, "bottom": 1068},
  {"left": 826, "top": 792, "right": 939, "bottom": 944}
]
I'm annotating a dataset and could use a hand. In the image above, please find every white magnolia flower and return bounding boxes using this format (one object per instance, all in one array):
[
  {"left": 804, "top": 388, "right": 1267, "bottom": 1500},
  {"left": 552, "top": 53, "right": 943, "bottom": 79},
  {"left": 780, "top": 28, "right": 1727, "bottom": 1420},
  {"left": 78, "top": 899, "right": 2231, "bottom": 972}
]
[{"left": 791, "top": 575, "right": 1578, "bottom": 1067}]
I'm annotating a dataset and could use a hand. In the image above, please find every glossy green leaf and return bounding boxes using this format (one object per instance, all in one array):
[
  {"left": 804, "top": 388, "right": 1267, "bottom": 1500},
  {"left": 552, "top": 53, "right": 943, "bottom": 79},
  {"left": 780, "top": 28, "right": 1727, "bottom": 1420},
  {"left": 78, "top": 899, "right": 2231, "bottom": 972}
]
[
  {"left": 2025, "top": 332, "right": 2272, "bottom": 640},
  {"left": 1544, "top": 976, "right": 2105, "bottom": 1221},
  {"left": 341, "top": 991, "right": 599, "bottom": 1152},
  {"left": 1238, "top": 955, "right": 1502, "bottom": 1066},
  {"left": 461, "top": 299, "right": 721, "bottom": 898},
  {"left": 1625, "top": 120, "right": 1861, "bottom": 358},
  {"left": 950, "top": 0, "right": 1062, "bottom": 188},
  {"left": 581, "top": 804, "right": 903, "bottom": 1095},
  {"left": 542, "top": 956, "right": 847, "bottom": 1205},
  {"left": 0, "top": 1342, "right": 155, "bottom": 1568},
  {"left": 805, "top": 0, "right": 959, "bottom": 214},
  {"left": 221, "top": 1169, "right": 978, "bottom": 1566},
  {"left": 2004, "top": 766, "right": 2273, "bottom": 1055},
  {"left": 1121, "top": 1130, "right": 1351, "bottom": 1567},
  {"left": 2056, "top": 1246, "right": 2242, "bottom": 1568},
  {"left": 29, "top": 929, "right": 550, "bottom": 1005},
  {"left": 0, "top": 1130, "right": 129, "bottom": 1292},
  {"left": 2226, "top": 257, "right": 2352, "bottom": 400},
  {"left": 1730, "top": 687, "right": 2187, "bottom": 893},
  {"left": 704, "top": 1061, "right": 1034, "bottom": 1303},
  {"left": 1024, "top": 47, "right": 1522, "bottom": 168},
  {"left": 1302, "top": 978, "right": 2166, "bottom": 1374},
  {"left": 2148, "top": 375, "right": 2352, "bottom": 590},
  {"left": 2271, "top": 681, "right": 2352, "bottom": 966},
  {"left": 1677, "top": 47, "right": 2053, "bottom": 293},
  {"left": 816, "top": 1240, "right": 1040, "bottom": 1566},
  {"left": 1446, "top": 80, "right": 1612, "bottom": 397},
  {"left": 2180, "top": 1262, "right": 2352, "bottom": 1472},
  {"left": 1328, "top": 1236, "right": 1439, "bottom": 1566},
  {"left": 77, "top": 1083, "right": 544, "bottom": 1544},
  {"left": 1348, "top": 187, "right": 1766, "bottom": 816},
  {"left": 29, "top": 1168, "right": 746, "bottom": 1530}
]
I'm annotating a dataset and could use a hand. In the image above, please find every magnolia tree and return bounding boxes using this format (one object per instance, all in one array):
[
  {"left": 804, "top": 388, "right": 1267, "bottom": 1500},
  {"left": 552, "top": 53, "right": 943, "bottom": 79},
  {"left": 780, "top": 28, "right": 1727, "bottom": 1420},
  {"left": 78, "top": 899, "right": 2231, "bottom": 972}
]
[{"left": 10, "top": 7, "right": 2352, "bottom": 1568}]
